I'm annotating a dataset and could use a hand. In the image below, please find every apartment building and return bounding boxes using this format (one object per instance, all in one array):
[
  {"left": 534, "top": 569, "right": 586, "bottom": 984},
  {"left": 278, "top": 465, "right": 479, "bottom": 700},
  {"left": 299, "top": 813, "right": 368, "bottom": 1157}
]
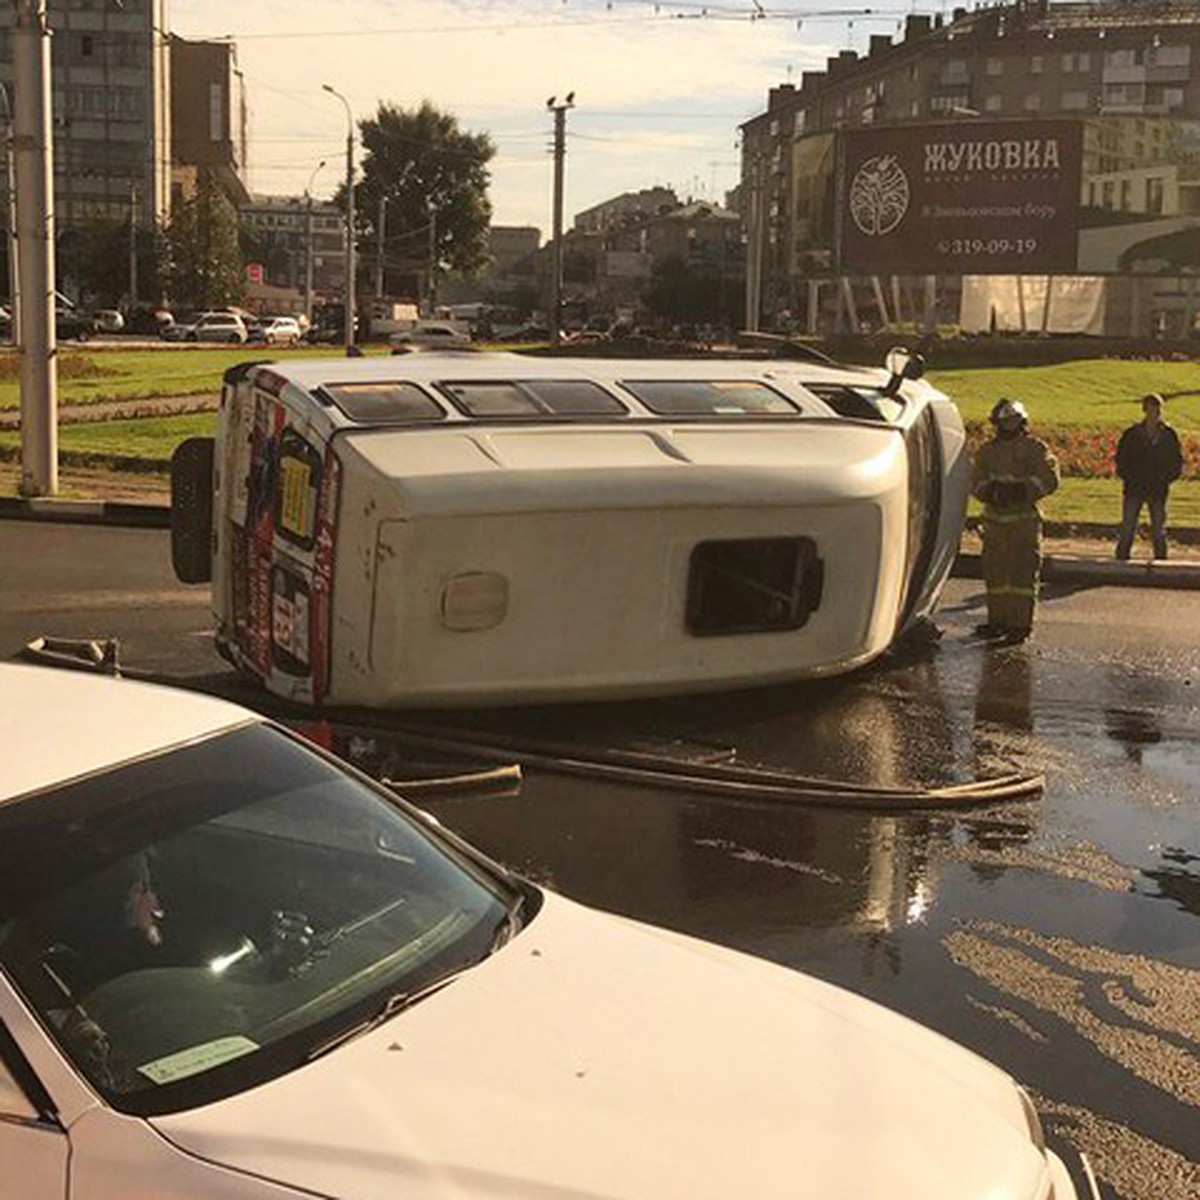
[
  {"left": 740, "top": 1, "right": 1200, "bottom": 322},
  {"left": 0, "top": 0, "right": 171, "bottom": 231},
  {"left": 240, "top": 193, "right": 347, "bottom": 299},
  {"left": 170, "top": 36, "right": 248, "bottom": 207}
]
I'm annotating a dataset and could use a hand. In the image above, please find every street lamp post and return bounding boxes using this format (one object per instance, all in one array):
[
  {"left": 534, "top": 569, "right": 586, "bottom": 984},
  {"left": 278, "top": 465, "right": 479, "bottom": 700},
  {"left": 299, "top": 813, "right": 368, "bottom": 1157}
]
[
  {"left": 546, "top": 93, "right": 575, "bottom": 347},
  {"left": 322, "top": 84, "right": 355, "bottom": 355},
  {"left": 304, "top": 159, "right": 325, "bottom": 326}
]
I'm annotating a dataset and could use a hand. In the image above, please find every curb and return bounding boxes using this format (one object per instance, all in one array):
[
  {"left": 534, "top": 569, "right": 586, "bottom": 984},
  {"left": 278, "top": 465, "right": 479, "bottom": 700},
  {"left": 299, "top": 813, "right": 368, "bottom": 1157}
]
[
  {"left": 952, "top": 550, "right": 1200, "bottom": 590},
  {"left": 0, "top": 495, "right": 170, "bottom": 529}
]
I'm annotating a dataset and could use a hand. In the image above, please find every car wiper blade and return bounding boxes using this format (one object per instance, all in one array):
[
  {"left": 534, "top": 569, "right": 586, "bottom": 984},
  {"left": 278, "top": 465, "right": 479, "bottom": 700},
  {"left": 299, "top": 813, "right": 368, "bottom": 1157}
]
[
  {"left": 490, "top": 890, "right": 526, "bottom": 952},
  {"left": 303, "top": 970, "right": 467, "bottom": 1063}
]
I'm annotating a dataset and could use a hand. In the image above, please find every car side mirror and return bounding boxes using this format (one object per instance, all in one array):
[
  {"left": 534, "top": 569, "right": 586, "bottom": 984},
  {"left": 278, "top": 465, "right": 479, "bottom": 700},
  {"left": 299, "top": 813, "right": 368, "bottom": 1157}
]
[{"left": 882, "top": 346, "right": 925, "bottom": 397}]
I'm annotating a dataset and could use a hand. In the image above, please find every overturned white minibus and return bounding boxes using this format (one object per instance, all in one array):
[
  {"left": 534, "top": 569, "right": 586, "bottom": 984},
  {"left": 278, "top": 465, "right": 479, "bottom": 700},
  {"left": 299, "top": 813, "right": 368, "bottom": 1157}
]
[{"left": 170, "top": 349, "right": 968, "bottom": 708}]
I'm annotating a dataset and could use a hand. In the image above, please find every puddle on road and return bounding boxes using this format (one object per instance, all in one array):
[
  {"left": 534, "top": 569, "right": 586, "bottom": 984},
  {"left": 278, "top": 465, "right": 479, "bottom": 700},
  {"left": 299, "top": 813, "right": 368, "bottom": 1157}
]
[
  {"left": 945, "top": 921, "right": 1200, "bottom": 1108},
  {"left": 1035, "top": 1095, "right": 1200, "bottom": 1200}
]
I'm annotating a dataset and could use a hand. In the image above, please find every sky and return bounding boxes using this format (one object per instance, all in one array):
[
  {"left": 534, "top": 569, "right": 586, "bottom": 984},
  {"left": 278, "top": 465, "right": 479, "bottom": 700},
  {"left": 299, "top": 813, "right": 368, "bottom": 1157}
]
[{"left": 171, "top": 0, "right": 926, "bottom": 238}]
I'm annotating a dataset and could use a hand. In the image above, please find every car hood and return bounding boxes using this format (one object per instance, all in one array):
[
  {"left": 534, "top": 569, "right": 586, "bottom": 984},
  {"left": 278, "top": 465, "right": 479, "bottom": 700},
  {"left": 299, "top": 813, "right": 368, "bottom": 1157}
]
[{"left": 152, "top": 893, "right": 1049, "bottom": 1200}]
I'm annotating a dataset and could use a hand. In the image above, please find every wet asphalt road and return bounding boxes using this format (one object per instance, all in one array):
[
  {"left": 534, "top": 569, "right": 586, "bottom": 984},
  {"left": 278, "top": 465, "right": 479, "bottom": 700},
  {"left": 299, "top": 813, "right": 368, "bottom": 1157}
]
[{"left": 1, "top": 519, "right": 1198, "bottom": 1200}]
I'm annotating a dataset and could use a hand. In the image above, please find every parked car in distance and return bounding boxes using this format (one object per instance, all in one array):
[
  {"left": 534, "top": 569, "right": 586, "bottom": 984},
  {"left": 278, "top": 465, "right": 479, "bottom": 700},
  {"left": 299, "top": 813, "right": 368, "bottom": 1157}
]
[
  {"left": 163, "top": 311, "right": 249, "bottom": 343},
  {"left": 92, "top": 308, "right": 125, "bottom": 334},
  {"left": 0, "top": 662, "right": 1085, "bottom": 1200},
  {"left": 55, "top": 307, "right": 95, "bottom": 341},
  {"left": 496, "top": 322, "right": 551, "bottom": 342},
  {"left": 125, "top": 305, "right": 174, "bottom": 336},
  {"left": 389, "top": 320, "right": 472, "bottom": 349},
  {"left": 257, "top": 315, "right": 303, "bottom": 345}
]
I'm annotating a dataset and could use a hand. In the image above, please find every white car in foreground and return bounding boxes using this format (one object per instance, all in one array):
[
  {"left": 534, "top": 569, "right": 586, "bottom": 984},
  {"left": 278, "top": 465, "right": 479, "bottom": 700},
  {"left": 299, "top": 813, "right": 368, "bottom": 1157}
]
[{"left": 0, "top": 665, "right": 1085, "bottom": 1200}]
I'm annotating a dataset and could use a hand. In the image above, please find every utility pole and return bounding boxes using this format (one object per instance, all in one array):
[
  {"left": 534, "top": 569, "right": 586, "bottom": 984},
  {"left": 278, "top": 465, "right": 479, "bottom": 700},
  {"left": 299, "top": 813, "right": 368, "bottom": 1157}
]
[
  {"left": 547, "top": 93, "right": 574, "bottom": 347},
  {"left": 128, "top": 180, "right": 139, "bottom": 311},
  {"left": 14, "top": 0, "right": 58, "bottom": 496},
  {"left": 1, "top": 84, "right": 18, "bottom": 347},
  {"left": 743, "top": 151, "right": 765, "bottom": 332},
  {"left": 427, "top": 203, "right": 437, "bottom": 314},
  {"left": 375, "top": 194, "right": 387, "bottom": 299},
  {"left": 322, "top": 84, "right": 355, "bottom": 353}
]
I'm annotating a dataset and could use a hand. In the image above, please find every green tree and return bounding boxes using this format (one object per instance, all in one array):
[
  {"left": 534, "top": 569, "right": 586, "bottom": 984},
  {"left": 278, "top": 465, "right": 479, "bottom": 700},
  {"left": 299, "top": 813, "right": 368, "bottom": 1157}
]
[
  {"left": 644, "top": 255, "right": 739, "bottom": 327},
  {"left": 349, "top": 101, "right": 494, "bottom": 298},
  {"left": 68, "top": 217, "right": 164, "bottom": 307},
  {"left": 165, "top": 172, "right": 245, "bottom": 309}
]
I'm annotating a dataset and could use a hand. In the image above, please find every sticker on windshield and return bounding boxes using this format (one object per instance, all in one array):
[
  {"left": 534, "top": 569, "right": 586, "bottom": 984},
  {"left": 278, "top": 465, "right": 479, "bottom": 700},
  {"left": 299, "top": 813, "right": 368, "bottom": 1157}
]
[{"left": 138, "top": 1036, "right": 259, "bottom": 1085}]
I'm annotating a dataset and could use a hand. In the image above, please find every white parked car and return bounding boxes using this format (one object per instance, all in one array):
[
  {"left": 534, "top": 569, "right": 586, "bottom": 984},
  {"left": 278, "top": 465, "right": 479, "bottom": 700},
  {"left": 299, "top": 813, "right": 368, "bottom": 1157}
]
[
  {"left": 163, "top": 311, "right": 249, "bottom": 344},
  {"left": 0, "top": 665, "right": 1086, "bottom": 1200},
  {"left": 92, "top": 309, "right": 126, "bottom": 334},
  {"left": 258, "top": 316, "right": 303, "bottom": 346},
  {"left": 389, "top": 320, "right": 472, "bottom": 349}
]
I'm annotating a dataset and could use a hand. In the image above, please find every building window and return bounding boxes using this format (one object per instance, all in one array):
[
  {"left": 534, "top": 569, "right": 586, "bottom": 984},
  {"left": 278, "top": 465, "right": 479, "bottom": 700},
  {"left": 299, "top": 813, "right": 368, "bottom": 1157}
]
[
  {"left": 1102, "top": 180, "right": 1115, "bottom": 209},
  {"left": 1062, "top": 52, "right": 1091, "bottom": 73},
  {"left": 985, "top": 94, "right": 1002, "bottom": 112},
  {"left": 940, "top": 59, "right": 968, "bottom": 84},
  {"left": 209, "top": 83, "right": 224, "bottom": 142},
  {"left": 985, "top": 57, "right": 1003, "bottom": 76},
  {"left": 1120, "top": 180, "right": 1132, "bottom": 210},
  {"left": 1061, "top": 90, "right": 1090, "bottom": 111},
  {"left": 1150, "top": 44, "right": 1190, "bottom": 68},
  {"left": 1147, "top": 177, "right": 1164, "bottom": 214},
  {"left": 80, "top": 34, "right": 94, "bottom": 58},
  {"left": 1024, "top": 94, "right": 1041, "bottom": 111},
  {"left": 1105, "top": 48, "right": 1139, "bottom": 69},
  {"left": 1030, "top": 55, "right": 1043, "bottom": 75}
]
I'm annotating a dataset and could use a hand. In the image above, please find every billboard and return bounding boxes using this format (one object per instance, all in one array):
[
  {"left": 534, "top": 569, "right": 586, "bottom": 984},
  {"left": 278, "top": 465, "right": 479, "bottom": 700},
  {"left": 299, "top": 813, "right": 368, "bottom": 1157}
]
[{"left": 838, "top": 119, "right": 1083, "bottom": 275}]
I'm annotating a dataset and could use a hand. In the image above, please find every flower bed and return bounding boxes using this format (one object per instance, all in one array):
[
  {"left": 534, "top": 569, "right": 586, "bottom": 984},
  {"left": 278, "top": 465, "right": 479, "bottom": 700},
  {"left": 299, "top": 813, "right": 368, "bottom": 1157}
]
[{"left": 964, "top": 422, "right": 1200, "bottom": 480}]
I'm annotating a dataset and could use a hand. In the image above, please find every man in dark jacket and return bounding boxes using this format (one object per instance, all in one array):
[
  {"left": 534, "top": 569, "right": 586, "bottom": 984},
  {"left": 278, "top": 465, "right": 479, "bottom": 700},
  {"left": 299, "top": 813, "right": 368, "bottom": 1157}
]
[{"left": 1115, "top": 393, "right": 1184, "bottom": 560}]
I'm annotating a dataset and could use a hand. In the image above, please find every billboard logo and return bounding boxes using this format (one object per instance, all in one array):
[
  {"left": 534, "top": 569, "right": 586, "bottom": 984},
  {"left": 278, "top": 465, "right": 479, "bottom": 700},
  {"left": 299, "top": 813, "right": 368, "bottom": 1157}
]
[{"left": 849, "top": 155, "right": 910, "bottom": 237}]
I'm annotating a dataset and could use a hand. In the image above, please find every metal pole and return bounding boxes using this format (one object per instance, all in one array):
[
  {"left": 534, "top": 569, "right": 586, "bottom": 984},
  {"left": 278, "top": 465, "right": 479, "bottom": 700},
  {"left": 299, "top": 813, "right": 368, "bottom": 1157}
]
[
  {"left": 322, "top": 84, "right": 355, "bottom": 353},
  {"left": 427, "top": 203, "right": 437, "bottom": 314},
  {"left": 547, "top": 95, "right": 574, "bottom": 347},
  {"left": 375, "top": 194, "right": 386, "bottom": 299},
  {"left": 304, "top": 160, "right": 324, "bottom": 327},
  {"left": 0, "top": 84, "right": 18, "bottom": 346},
  {"left": 13, "top": 0, "right": 57, "bottom": 496},
  {"left": 129, "top": 180, "right": 139, "bottom": 310}
]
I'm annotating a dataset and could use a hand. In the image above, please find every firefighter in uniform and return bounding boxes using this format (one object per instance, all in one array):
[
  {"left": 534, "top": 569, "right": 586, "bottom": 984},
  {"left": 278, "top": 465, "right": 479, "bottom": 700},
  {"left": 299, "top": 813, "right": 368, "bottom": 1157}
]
[{"left": 971, "top": 399, "right": 1060, "bottom": 641}]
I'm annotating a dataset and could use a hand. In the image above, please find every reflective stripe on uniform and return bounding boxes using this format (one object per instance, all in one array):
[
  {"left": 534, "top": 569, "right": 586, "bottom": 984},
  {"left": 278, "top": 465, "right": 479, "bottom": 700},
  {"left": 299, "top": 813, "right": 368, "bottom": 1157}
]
[{"left": 982, "top": 509, "right": 1040, "bottom": 524}]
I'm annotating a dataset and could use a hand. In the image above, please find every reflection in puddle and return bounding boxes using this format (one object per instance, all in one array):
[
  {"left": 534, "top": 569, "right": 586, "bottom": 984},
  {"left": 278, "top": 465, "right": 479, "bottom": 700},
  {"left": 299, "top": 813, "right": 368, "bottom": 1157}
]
[
  {"left": 945, "top": 922, "right": 1200, "bottom": 1107},
  {"left": 1035, "top": 1094, "right": 1200, "bottom": 1200},
  {"left": 690, "top": 838, "right": 843, "bottom": 885}
]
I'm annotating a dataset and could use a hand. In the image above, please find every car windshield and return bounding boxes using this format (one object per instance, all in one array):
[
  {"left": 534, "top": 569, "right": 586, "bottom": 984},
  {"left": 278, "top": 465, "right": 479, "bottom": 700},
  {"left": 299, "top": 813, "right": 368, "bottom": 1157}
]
[{"left": 0, "top": 723, "right": 520, "bottom": 1116}]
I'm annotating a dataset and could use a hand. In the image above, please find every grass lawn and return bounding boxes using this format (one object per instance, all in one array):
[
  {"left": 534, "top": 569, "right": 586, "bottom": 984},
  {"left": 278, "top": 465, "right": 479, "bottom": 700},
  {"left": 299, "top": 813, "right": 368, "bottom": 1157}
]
[
  {"left": 0, "top": 345, "right": 390, "bottom": 412},
  {"left": 927, "top": 359, "right": 1200, "bottom": 433},
  {"left": 0, "top": 411, "right": 216, "bottom": 463},
  {"left": 970, "top": 477, "right": 1200, "bottom": 526}
]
